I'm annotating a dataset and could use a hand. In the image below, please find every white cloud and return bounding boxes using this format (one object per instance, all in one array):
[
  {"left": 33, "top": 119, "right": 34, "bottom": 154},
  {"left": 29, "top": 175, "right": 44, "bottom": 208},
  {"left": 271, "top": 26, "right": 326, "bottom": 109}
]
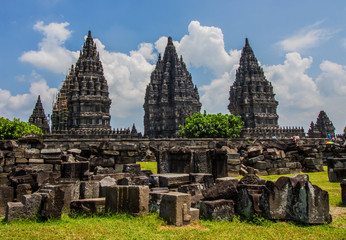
[
  {"left": 0, "top": 72, "right": 57, "bottom": 121},
  {"left": 263, "top": 52, "right": 323, "bottom": 128},
  {"left": 93, "top": 39, "right": 155, "bottom": 129},
  {"left": 19, "top": 21, "right": 79, "bottom": 74},
  {"left": 277, "top": 21, "right": 335, "bottom": 52},
  {"left": 316, "top": 60, "right": 346, "bottom": 96}
]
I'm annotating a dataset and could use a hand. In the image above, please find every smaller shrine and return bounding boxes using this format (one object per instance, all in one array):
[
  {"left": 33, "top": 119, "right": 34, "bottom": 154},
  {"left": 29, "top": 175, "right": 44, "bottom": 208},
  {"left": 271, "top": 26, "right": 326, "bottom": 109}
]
[
  {"left": 28, "top": 95, "right": 50, "bottom": 134},
  {"left": 308, "top": 110, "right": 335, "bottom": 138}
]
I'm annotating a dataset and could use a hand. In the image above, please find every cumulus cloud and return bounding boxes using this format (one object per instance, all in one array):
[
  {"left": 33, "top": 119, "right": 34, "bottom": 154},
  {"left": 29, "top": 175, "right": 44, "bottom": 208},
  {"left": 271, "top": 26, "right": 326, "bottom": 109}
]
[
  {"left": 277, "top": 21, "right": 335, "bottom": 52},
  {"left": 19, "top": 21, "right": 79, "bottom": 74},
  {"left": 93, "top": 39, "right": 155, "bottom": 127},
  {"left": 0, "top": 72, "right": 57, "bottom": 121},
  {"left": 263, "top": 52, "right": 323, "bottom": 128},
  {"left": 316, "top": 60, "right": 346, "bottom": 96}
]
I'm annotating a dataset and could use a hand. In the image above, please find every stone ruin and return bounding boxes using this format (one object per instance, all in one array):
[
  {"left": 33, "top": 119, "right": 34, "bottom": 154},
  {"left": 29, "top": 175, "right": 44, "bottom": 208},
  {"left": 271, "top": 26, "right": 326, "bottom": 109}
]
[
  {"left": 143, "top": 36, "right": 201, "bottom": 138},
  {"left": 308, "top": 110, "right": 336, "bottom": 138},
  {"left": 0, "top": 136, "right": 336, "bottom": 225},
  {"left": 28, "top": 95, "right": 50, "bottom": 135}
]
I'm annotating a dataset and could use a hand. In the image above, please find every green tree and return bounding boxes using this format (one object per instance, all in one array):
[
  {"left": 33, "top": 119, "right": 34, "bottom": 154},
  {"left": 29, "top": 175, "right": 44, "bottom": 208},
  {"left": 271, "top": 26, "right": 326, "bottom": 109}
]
[
  {"left": 179, "top": 111, "right": 243, "bottom": 138},
  {"left": 0, "top": 117, "right": 43, "bottom": 140}
]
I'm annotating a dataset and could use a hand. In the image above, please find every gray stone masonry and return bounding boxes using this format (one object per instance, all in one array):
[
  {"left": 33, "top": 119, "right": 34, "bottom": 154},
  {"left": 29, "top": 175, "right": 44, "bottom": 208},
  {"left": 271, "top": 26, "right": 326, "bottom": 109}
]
[
  {"left": 159, "top": 192, "right": 194, "bottom": 226},
  {"left": 105, "top": 185, "right": 149, "bottom": 216},
  {"left": 199, "top": 199, "right": 235, "bottom": 221}
]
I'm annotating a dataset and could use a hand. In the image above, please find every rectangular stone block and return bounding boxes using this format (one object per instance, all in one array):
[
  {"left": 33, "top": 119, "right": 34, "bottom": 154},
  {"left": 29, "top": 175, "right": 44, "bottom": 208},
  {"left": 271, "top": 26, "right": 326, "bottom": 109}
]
[
  {"left": 106, "top": 185, "right": 149, "bottom": 216},
  {"left": 227, "top": 159, "right": 240, "bottom": 165},
  {"left": 16, "top": 158, "right": 28, "bottom": 164},
  {"left": 159, "top": 192, "right": 192, "bottom": 226},
  {"left": 80, "top": 181, "right": 100, "bottom": 199},
  {"left": 158, "top": 173, "right": 190, "bottom": 188},
  {"left": 70, "top": 198, "right": 105, "bottom": 216},
  {"left": 61, "top": 162, "right": 89, "bottom": 180},
  {"left": 199, "top": 199, "right": 235, "bottom": 221},
  {"left": 254, "top": 161, "right": 267, "bottom": 170},
  {"left": 247, "top": 155, "right": 264, "bottom": 165},
  {"left": 115, "top": 156, "right": 136, "bottom": 164},
  {"left": 28, "top": 158, "right": 44, "bottom": 164},
  {"left": 277, "top": 168, "right": 290, "bottom": 175},
  {"left": 21, "top": 164, "right": 53, "bottom": 171},
  {"left": 0, "top": 186, "right": 14, "bottom": 215},
  {"left": 24, "top": 148, "right": 40, "bottom": 159},
  {"left": 189, "top": 173, "right": 214, "bottom": 188}
]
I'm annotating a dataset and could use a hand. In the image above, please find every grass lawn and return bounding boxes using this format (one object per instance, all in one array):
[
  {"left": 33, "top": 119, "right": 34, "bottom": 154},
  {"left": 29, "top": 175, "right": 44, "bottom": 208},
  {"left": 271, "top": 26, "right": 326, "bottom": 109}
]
[{"left": 0, "top": 165, "right": 345, "bottom": 240}]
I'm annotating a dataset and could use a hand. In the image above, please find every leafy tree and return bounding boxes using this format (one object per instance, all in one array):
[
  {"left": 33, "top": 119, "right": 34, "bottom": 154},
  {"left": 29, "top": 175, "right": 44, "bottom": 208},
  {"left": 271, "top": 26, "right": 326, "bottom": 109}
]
[
  {"left": 0, "top": 117, "right": 43, "bottom": 140},
  {"left": 179, "top": 111, "right": 243, "bottom": 138}
]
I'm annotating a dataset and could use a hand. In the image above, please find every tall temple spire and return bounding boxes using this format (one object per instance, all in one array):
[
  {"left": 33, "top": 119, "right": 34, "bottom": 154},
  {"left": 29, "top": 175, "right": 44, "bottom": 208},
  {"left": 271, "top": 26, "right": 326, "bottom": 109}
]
[
  {"left": 308, "top": 110, "right": 335, "bottom": 138},
  {"left": 228, "top": 38, "right": 279, "bottom": 129},
  {"left": 51, "top": 30, "right": 111, "bottom": 134},
  {"left": 29, "top": 95, "right": 50, "bottom": 134},
  {"left": 143, "top": 36, "right": 201, "bottom": 138}
]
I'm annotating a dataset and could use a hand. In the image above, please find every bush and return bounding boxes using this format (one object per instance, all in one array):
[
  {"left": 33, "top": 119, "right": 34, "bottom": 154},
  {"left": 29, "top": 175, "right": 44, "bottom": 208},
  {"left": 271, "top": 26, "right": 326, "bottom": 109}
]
[
  {"left": 179, "top": 111, "right": 243, "bottom": 138},
  {"left": 0, "top": 117, "right": 43, "bottom": 140}
]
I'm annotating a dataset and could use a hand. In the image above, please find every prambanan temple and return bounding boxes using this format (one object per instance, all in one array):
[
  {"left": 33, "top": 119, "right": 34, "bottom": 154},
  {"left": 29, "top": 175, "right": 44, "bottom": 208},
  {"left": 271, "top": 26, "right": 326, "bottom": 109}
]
[
  {"left": 143, "top": 37, "right": 201, "bottom": 138},
  {"left": 51, "top": 31, "right": 112, "bottom": 134},
  {"left": 27, "top": 31, "right": 337, "bottom": 139}
]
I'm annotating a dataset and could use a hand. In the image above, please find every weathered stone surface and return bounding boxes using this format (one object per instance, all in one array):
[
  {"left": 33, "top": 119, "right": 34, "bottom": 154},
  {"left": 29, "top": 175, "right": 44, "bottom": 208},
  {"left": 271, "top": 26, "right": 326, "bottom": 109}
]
[
  {"left": 261, "top": 174, "right": 331, "bottom": 224},
  {"left": 149, "top": 191, "right": 168, "bottom": 213},
  {"left": 215, "top": 177, "right": 239, "bottom": 185},
  {"left": 158, "top": 173, "right": 190, "bottom": 188},
  {"left": 24, "top": 148, "right": 40, "bottom": 159},
  {"left": 199, "top": 199, "right": 235, "bottom": 221},
  {"left": 40, "top": 185, "right": 65, "bottom": 219},
  {"left": 70, "top": 198, "right": 105, "bottom": 216},
  {"left": 254, "top": 161, "right": 267, "bottom": 170},
  {"left": 99, "top": 176, "right": 117, "bottom": 197},
  {"left": 236, "top": 184, "right": 264, "bottom": 218},
  {"left": 123, "top": 164, "right": 141, "bottom": 176},
  {"left": 239, "top": 174, "right": 266, "bottom": 185},
  {"left": 61, "top": 162, "right": 89, "bottom": 180},
  {"left": 0, "top": 186, "right": 14, "bottom": 215},
  {"left": 202, "top": 180, "right": 238, "bottom": 200},
  {"left": 6, "top": 193, "right": 42, "bottom": 222},
  {"left": 16, "top": 184, "right": 32, "bottom": 202},
  {"left": 247, "top": 155, "right": 264, "bottom": 165},
  {"left": 189, "top": 173, "right": 214, "bottom": 188},
  {"left": 159, "top": 192, "right": 192, "bottom": 226},
  {"left": 328, "top": 158, "right": 346, "bottom": 182},
  {"left": 178, "top": 183, "right": 205, "bottom": 196},
  {"left": 105, "top": 185, "right": 149, "bottom": 216},
  {"left": 80, "top": 181, "right": 100, "bottom": 199}
]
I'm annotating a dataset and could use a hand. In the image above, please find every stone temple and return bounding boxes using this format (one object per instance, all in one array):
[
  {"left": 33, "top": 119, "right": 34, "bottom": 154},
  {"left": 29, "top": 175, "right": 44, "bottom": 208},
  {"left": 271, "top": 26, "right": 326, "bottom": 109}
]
[
  {"left": 143, "top": 37, "right": 202, "bottom": 138},
  {"left": 308, "top": 110, "right": 335, "bottom": 138},
  {"left": 51, "top": 31, "right": 112, "bottom": 134},
  {"left": 28, "top": 95, "right": 50, "bottom": 134},
  {"left": 228, "top": 38, "right": 279, "bottom": 130}
]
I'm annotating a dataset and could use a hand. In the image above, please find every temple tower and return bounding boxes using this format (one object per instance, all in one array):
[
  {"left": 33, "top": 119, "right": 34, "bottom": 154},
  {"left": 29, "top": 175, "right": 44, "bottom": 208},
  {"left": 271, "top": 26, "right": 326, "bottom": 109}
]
[
  {"left": 29, "top": 95, "right": 50, "bottom": 134},
  {"left": 51, "top": 31, "right": 111, "bottom": 133},
  {"left": 308, "top": 110, "right": 335, "bottom": 138},
  {"left": 228, "top": 38, "right": 279, "bottom": 129},
  {"left": 143, "top": 37, "right": 201, "bottom": 138}
]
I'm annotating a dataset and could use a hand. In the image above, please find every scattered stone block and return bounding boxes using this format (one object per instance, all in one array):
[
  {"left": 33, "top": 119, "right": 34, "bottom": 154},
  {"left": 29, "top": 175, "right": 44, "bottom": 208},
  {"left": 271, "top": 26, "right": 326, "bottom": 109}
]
[
  {"left": 123, "top": 163, "right": 141, "bottom": 176},
  {"left": 106, "top": 185, "right": 149, "bottom": 216},
  {"left": 61, "top": 162, "right": 89, "bottom": 180},
  {"left": 178, "top": 183, "right": 204, "bottom": 196},
  {"left": 239, "top": 174, "right": 266, "bottom": 185},
  {"left": 189, "top": 173, "right": 214, "bottom": 188},
  {"left": 159, "top": 192, "right": 193, "bottom": 226},
  {"left": 99, "top": 176, "right": 116, "bottom": 197},
  {"left": 199, "top": 199, "right": 235, "bottom": 221},
  {"left": 261, "top": 174, "right": 331, "bottom": 224},
  {"left": 70, "top": 198, "right": 105, "bottom": 216},
  {"left": 6, "top": 193, "right": 42, "bottom": 222},
  {"left": 202, "top": 180, "right": 238, "bottom": 200},
  {"left": 80, "top": 181, "right": 100, "bottom": 199},
  {"left": 0, "top": 186, "right": 14, "bottom": 215},
  {"left": 158, "top": 173, "right": 190, "bottom": 188},
  {"left": 16, "top": 184, "right": 32, "bottom": 201},
  {"left": 28, "top": 158, "right": 44, "bottom": 164}
]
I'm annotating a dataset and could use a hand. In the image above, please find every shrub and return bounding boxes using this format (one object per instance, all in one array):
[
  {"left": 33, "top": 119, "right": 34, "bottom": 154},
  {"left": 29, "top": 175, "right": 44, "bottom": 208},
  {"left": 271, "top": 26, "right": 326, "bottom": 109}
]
[
  {"left": 0, "top": 117, "right": 43, "bottom": 139},
  {"left": 179, "top": 111, "right": 243, "bottom": 138}
]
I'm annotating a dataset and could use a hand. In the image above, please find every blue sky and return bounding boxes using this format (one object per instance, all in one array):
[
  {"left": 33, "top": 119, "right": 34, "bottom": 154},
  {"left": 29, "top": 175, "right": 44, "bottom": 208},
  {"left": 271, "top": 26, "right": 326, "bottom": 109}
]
[{"left": 0, "top": 0, "right": 345, "bottom": 133}]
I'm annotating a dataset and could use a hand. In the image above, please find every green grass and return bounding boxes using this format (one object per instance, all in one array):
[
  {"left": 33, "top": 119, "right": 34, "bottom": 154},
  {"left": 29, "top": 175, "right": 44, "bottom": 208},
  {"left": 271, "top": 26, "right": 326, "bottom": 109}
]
[
  {"left": 0, "top": 167, "right": 345, "bottom": 240},
  {"left": 138, "top": 161, "right": 157, "bottom": 174}
]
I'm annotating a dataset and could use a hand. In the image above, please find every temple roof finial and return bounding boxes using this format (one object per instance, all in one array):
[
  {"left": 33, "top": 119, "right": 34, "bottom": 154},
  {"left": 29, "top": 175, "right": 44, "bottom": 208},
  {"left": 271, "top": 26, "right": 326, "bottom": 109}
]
[{"left": 168, "top": 36, "right": 173, "bottom": 45}]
